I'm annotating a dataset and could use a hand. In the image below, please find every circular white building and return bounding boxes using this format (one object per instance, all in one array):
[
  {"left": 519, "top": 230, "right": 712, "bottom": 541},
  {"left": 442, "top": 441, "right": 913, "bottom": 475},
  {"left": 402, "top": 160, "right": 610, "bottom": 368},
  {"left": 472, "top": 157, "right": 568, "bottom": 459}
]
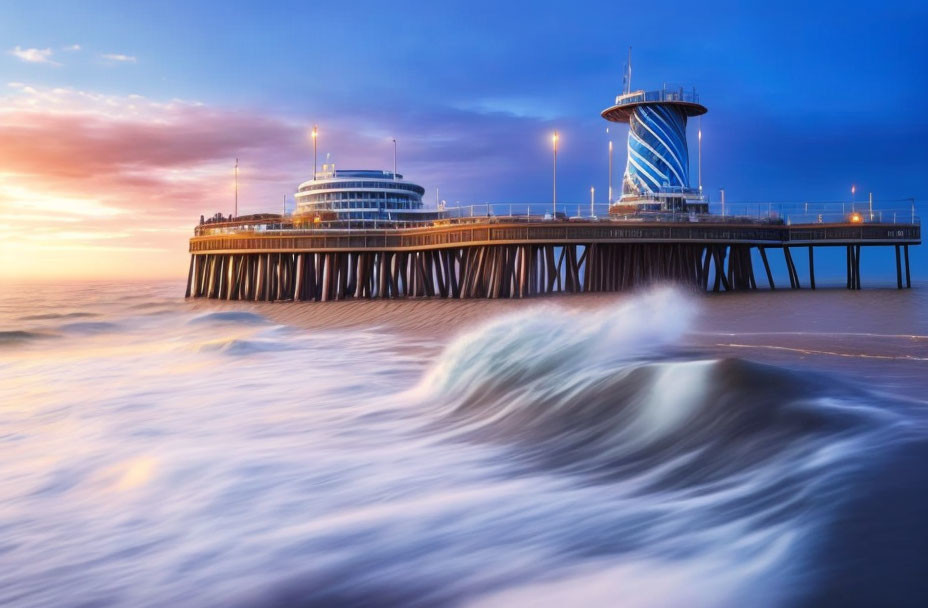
[{"left": 295, "top": 164, "right": 439, "bottom": 225}]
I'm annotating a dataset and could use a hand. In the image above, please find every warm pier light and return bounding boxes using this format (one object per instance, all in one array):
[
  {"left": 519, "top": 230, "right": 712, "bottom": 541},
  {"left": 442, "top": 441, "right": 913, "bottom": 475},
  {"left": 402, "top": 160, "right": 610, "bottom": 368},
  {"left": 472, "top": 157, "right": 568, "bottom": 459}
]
[
  {"left": 311, "top": 124, "right": 319, "bottom": 180},
  {"left": 551, "top": 130, "right": 559, "bottom": 215},
  {"left": 850, "top": 212, "right": 863, "bottom": 223}
]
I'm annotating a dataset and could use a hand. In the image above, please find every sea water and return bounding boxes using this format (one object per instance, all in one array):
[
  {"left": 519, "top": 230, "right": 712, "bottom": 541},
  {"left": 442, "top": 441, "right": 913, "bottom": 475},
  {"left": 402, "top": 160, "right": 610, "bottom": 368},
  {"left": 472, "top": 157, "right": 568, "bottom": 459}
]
[{"left": 1, "top": 282, "right": 927, "bottom": 607}]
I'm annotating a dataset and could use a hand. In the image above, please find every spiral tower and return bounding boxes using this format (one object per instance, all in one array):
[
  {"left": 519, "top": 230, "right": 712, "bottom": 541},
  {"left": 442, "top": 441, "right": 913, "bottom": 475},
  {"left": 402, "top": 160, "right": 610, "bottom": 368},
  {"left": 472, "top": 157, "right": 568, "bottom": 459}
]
[{"left": 602, "top": 69, "right": 707, "bottom": 212}]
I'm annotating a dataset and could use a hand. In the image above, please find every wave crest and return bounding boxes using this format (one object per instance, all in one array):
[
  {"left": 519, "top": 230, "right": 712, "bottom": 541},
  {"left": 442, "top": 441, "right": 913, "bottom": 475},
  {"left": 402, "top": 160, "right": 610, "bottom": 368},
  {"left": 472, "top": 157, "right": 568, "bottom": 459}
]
[{"left": 414, "top": 288, "right": 882, "bottom": 485}]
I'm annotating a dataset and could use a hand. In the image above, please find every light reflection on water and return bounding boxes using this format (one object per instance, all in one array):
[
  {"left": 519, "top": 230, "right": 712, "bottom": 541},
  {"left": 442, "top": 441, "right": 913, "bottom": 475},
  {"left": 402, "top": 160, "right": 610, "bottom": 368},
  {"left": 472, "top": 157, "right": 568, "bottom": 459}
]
[{"left": 1, "top": 281, "right": 927, "bottom": 607}]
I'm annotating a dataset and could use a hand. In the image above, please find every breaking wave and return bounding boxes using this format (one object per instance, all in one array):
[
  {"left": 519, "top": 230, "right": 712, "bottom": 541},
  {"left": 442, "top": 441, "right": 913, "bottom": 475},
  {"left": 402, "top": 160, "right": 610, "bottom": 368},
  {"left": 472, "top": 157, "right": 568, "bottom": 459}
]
[
  {"left": 391, "top": 287, "right": 925, "bottom": 606},
  {"left": 417, "top": 289, "right": 887, "bottom": 475}
]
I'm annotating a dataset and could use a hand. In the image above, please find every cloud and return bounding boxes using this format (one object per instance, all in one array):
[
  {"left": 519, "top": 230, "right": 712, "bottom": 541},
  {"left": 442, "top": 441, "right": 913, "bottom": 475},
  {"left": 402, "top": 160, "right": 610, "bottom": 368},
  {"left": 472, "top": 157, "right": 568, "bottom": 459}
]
[
  {"left": 9, "top": 46, "right": 59, "bottom": 65},
  {"left": 62, "top": 44, "right": 81, "bottom": 52},
  {"left": 0, "top": 81, "right": 570, "bottom": 279},
  {"left": 0, "top": 83, "right": 312, "bottom": 278},
  {"left": 100, "top": 53, "right": 137, "bottom": 64}
]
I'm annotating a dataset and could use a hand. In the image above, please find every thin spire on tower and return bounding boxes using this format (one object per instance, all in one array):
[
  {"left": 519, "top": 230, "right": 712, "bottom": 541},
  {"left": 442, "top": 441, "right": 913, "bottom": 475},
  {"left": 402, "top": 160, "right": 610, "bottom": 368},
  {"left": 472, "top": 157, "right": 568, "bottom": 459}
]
[{"left": 622, "top": 47, "right": 632, "bottom": 95}]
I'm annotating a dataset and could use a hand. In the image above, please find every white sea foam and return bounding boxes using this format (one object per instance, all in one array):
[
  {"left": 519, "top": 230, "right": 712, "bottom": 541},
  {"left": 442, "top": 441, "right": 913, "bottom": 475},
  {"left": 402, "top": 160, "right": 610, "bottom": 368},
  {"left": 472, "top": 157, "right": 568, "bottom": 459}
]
[{"left": 0, "top": 281, "right": 925, "bottom": 607}]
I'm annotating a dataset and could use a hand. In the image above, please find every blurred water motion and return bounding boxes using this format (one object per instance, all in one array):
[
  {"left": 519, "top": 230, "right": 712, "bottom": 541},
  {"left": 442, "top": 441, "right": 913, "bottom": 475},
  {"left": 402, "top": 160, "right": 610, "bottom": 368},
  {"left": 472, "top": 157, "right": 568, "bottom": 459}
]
[{"left": 1, "top": 282, "right": 927, "bottom": 607}]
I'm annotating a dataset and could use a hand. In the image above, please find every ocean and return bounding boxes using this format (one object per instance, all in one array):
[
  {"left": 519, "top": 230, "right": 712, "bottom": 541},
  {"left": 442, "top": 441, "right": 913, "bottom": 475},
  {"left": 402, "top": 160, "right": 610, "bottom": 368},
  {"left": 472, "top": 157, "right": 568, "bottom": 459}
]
[{"left": 1, "top": 281, "right": 927, "bottom": 607}]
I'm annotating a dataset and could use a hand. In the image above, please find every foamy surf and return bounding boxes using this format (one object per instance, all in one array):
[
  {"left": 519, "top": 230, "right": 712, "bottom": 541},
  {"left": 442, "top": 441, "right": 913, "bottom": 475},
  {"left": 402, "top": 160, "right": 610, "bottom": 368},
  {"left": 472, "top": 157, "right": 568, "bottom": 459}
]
[{"left": 0, "top": 281, "right": 926, "bottom": 607}]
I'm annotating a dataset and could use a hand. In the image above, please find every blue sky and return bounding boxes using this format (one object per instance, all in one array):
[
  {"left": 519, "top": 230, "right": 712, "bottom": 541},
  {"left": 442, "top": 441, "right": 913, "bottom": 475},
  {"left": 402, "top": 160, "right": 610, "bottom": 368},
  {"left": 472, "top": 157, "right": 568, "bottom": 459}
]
[{"left": 1, "top": 0, "right": 926, "bottom": 279}]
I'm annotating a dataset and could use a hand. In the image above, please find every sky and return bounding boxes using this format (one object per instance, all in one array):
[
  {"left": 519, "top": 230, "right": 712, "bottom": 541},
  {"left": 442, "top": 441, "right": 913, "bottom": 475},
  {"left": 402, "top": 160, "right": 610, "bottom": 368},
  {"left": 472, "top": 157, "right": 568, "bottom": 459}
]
[{"left": 0, "top": 0, "right": 926, "bottom": 280}]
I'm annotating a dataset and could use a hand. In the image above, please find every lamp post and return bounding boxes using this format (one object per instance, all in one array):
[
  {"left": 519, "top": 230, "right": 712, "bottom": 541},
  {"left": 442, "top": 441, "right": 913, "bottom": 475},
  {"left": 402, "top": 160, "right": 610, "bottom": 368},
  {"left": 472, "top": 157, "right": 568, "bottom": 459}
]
[
  {"left": 393, "top": 138, "right": 397, "bottom": 181},
  {"left": 234, "top": 157, "right": 238, "bottom": 219},
  {"left": 608, "top": 139, "right": 613, "bottom": 204},
  {"left": 552, "top": 131, "right": 558, "bottom": 218},
  {"left": 590, "top": 186, "right": 595, "bottom": 218},
  {"left": 311, "top": 125, "right": 318, "bottom": 180},
  {"left": 697, "top": 119, "right": 702, "bottom": 193}
]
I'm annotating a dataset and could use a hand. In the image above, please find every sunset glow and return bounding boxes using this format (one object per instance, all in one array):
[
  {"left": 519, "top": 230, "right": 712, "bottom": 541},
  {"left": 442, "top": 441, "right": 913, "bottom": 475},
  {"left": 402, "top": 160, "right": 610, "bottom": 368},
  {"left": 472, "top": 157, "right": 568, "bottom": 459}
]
[{"left": 1, "top": 2, "right": 925, "bottom": 280}]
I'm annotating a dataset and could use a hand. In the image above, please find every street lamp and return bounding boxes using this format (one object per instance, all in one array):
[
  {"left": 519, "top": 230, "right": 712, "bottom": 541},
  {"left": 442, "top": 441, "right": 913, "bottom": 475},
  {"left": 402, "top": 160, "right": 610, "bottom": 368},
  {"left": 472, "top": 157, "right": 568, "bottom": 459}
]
[
  {"left": 608, "top": 139, "right": 613, "bottom": 204},
  {"left": 697, "top": 120, "right": 702, "bottom": 193},
  {"left": 311, "top": 125, "right": 318, "bottom": 180},
  {"left": 590, "top": 186, "right": 595, "bottom": 218},
  {"left": 552, "top": 131, "right": 559, "bottom": 218}
]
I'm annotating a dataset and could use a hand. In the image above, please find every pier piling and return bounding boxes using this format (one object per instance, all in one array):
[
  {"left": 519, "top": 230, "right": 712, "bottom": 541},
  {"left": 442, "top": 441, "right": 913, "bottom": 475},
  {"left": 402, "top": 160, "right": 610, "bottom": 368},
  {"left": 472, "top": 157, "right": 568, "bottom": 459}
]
[{"left": 187, "top": 219, "right": 919, "bottom": 300}]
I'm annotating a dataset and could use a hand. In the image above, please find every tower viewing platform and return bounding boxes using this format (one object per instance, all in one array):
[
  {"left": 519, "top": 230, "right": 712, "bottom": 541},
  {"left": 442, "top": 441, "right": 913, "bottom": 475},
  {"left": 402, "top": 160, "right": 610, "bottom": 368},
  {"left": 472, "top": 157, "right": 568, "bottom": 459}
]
[{"left": 601, "top": 87, "right": 707, "bottom": 123}]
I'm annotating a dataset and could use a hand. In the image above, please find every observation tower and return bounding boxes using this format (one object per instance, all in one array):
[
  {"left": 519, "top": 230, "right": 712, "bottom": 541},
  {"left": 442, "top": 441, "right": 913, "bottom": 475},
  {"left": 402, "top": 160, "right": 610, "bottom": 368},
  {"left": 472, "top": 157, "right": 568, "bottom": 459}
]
[{"left": 602, "top": 52, "right": 707, "bottom": 213}]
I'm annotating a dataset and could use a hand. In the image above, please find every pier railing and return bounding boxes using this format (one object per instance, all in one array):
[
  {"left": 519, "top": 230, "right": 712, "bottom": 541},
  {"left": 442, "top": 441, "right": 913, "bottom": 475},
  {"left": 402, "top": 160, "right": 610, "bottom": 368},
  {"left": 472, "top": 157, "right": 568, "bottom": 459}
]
[
  {"left": 190, "top": 220, "right": 920, "bottom": 256},
  {"left": 616, "top": 87, "right": 701, "bottom": 106},
  {"left": 187, "top": 201, "right": 920, "bottom": 300},
  {"left": 194, "top": 200, "right": 920, "bottom": 237}
]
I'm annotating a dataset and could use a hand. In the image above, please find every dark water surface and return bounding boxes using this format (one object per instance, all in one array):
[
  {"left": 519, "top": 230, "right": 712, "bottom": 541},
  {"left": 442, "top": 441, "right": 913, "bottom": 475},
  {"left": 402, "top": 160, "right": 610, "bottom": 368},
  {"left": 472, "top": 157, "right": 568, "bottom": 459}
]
[{"left": 1, "top": 281, "right": 926, "bottom": 607}]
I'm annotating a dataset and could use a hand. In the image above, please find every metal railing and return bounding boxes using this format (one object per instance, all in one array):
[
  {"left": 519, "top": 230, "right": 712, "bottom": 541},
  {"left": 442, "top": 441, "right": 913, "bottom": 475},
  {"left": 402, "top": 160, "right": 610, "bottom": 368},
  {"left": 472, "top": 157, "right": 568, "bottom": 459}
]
[
  {"left": 188, "top": 221, "right": 921, "bottom": 255},
  {"left": 709, "top": 200, "right": 920, "bottom": 226},
  {"left": 192, "top": 200, "right": 921, "bottom": 237},
  {"left": 616, "top": 87, "right": 701, "bottom": 106}
]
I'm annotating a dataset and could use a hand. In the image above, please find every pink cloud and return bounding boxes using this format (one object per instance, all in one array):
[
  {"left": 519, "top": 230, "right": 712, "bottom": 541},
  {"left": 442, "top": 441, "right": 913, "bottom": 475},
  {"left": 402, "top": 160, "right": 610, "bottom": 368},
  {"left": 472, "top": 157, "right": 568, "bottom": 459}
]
[
  {"left": 0, "top": 86, "right": 319, "bottom": 278},
  {"left": 0, "top": 83, "right": 565, "bottom": 279}
]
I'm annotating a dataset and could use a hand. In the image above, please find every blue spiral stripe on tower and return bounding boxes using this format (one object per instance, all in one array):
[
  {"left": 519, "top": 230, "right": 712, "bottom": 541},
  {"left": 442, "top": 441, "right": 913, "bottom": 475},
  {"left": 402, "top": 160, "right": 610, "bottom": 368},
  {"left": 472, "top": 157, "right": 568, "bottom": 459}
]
[{"left": 622, "top": 104, "right": 690, "bottom": 197}]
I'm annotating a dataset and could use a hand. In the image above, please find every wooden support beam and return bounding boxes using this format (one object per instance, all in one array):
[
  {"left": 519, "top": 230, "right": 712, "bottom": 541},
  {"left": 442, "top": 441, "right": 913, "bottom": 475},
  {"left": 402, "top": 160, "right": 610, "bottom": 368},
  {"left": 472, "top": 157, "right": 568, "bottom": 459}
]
[
  {"left": 321, "top": 254, "right": 331, "bottom": 301},
  {"left": 855, "top": 245, "right": 862, "bottom": 290},
  {"left": 895, "top": 245, "right": 903, "bottom": 289},
  {"left": 702, "top": 248, "right": 712, "bottom": 292},
  {"left": 783, "top": 247, "right": 799, "bottom": 289},
  {"left": 904, "top": 245, "right": 912, "bottom": 288},
  {"left": 846, "top": 246, "right": 852, "bottom": 290},
  {"left": 808, "top": 246, "right": 815, "bottom": 290},
  {"left": 294, "top": 254, "right": 304, "bottom": 301},
  {"left": 196, "top": 255, "right": 206, "bottom": 297},
  {"left": 726, "top": 246, "right": 734, "bottom": 289},
  {"left": 185, "top": 256, "right": 194, "bottom": 298}
]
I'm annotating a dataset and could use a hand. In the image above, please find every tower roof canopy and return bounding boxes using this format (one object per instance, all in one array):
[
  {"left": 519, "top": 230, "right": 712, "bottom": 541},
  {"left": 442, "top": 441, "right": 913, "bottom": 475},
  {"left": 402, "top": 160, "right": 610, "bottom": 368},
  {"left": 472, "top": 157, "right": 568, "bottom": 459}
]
[{"left": 602, "top": 88, "right": 707, "bottom": 123}]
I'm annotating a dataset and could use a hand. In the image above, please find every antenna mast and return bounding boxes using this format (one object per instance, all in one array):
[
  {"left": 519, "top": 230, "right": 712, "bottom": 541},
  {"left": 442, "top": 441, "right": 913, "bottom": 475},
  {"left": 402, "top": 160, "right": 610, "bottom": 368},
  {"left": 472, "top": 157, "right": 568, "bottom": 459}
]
[{"left": 623, "top": 47, "right": 632, "bottom": 95}]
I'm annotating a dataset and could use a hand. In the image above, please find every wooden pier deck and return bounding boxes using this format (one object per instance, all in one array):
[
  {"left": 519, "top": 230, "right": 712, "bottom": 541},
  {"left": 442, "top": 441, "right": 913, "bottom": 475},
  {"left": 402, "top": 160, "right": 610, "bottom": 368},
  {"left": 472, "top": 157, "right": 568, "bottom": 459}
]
[{"left": 186, "top": 219, "right": 920, "bottom": 301}]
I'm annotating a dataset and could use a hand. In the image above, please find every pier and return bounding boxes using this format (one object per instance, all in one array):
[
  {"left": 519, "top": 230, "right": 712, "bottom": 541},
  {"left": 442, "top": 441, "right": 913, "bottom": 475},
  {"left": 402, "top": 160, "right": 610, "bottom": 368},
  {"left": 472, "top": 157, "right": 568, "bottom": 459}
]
[
  {"left": 187, "top": 67, "right": 921, "bottom": 302},
  {"left": 186, "top": 212, "right": 920, "bottom": 301}
]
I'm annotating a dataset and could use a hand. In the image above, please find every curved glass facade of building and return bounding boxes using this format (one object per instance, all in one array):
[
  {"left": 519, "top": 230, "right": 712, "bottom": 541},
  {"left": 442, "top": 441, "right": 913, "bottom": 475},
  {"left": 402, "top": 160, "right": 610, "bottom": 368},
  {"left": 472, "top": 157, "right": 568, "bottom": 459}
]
[
  {"left": 295, "top": 169, "right": 438, "bottom": 224},
  {"left": 623, "top": 104, "right": 690, "bottom": 197},
  {"left": 602, "top": 85, "right": 707, "bottom": 211}
]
